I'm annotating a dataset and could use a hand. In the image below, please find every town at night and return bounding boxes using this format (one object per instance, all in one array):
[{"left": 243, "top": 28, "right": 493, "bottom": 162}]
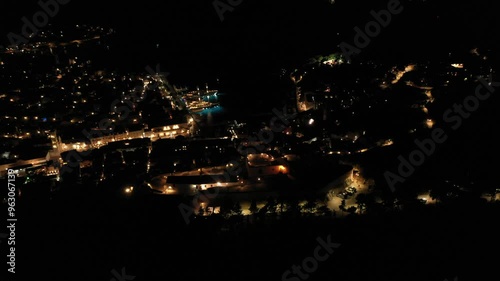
[{"left": 1, "top": 1, "right": 499, "bottom": 280}]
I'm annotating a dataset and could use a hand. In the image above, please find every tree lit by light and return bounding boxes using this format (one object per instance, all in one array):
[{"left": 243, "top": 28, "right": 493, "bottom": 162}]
[{"left": 425, "top": 119, "right": 435, "bottom": 129}]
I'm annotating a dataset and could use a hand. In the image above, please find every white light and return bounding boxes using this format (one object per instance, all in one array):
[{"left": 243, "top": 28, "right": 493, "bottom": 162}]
[{"left": 308, "top": 118, "right": 314, "bottom": 125}]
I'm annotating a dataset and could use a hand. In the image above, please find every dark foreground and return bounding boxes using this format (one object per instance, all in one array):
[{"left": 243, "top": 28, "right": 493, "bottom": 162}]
[{"left": 13, "top": 185, "right": 500, "bottom": 281}]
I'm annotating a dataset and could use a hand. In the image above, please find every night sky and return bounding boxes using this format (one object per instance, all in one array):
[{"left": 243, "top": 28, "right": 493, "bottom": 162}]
[{"left": 2, "top": 0, "right": 499, "bottom": 80}]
